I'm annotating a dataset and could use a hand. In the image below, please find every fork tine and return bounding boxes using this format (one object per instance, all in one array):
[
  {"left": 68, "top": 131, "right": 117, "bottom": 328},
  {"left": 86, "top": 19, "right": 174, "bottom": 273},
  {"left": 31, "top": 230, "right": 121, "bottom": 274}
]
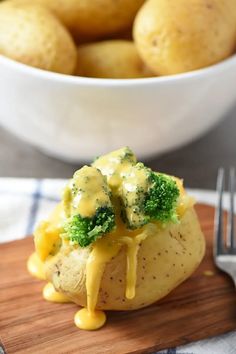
[
  {"left": 214, "top": 168, "right": 225, "bottom": 256},
  {"left": 227, "top": 167, "right": 235, "bottom": 250}
]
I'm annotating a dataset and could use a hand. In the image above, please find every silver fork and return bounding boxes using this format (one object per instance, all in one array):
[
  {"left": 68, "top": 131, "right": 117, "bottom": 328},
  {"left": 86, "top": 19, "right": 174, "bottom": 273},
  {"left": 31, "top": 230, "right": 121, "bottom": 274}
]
[{"left": 214, "top": 167, "right": 236, "bottom": 287}]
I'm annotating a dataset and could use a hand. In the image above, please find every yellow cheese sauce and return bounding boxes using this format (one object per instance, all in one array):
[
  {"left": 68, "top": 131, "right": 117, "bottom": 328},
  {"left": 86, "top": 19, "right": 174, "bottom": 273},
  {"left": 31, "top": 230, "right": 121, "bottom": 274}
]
[
  {"left": 34, "top": 221, "right": 61, "bottom": 261},
  {"left": 34, "top": 203, "right": 64, "bottom": 261},
  {"left": 27, "top": 253, "right": 71, "bottom": 303},
  {"left": 75, "top": 219, "right": 155, "bottom": 330},
  {"left": 86, "top": 236, "right": 121, "bottom": 314},
  {"left": 92, "top": 147, "right": 136, "bottom": 191},
  {"left": 172, "top": 177, "right": 195, "bottom": 217},
  {"left": 120, "top": 165, "right": 149, "bottom": 227},
  {"left": 63, "top": 166, "right": 112, "bottom": 218},
  {"left": 27, "top": 252, "right": 46, "bottom": 280},
  {"left": 74, "top": 308, "right": 106, "bottom": 331},
  {"left": 43, "top": 282, "right": 71, "bottom": 303},
  {"left": 119, "top": 232, "right": 148, "bottom": 299}
]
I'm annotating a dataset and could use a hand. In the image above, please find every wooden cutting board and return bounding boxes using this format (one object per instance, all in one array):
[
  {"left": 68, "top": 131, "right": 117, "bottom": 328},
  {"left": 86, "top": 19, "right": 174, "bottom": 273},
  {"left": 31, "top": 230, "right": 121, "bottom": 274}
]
[{"left": 1, "top": 204, "right": 236, "bottom": 354}]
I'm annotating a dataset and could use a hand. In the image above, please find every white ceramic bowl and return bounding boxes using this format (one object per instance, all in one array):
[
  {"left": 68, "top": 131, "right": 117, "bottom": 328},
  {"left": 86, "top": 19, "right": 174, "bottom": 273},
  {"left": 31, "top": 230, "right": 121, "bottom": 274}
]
[{"left": 0, "top": 54, "right": 236, "bottom": 162}]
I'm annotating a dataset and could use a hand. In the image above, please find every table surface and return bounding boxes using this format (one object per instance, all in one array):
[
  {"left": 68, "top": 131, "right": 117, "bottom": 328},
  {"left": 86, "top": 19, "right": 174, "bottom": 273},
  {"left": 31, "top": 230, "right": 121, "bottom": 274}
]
[{"left": 1, "top": 106, "right": 235, "bottom": 189}]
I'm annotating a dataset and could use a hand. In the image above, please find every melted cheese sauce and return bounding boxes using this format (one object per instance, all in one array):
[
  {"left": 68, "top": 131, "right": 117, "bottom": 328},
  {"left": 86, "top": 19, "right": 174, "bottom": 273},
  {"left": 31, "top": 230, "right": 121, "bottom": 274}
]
[
  {"left": 64, "top": 166, "right": 111, "bottom": 218},
  {"left": 34, "top": 221, "right": 61, "bottom": 261},
  {"left": 76, "top": 220, "right": 155, "bottom": 330},
  {"left": 34, "top": 203, "right": 63, "bottom": 261},
  {"left": 172, "top": 177, "right": 195, "bottom": 217},
  {"left": 86, "top": 236, "right": 121, "bottom": 313},
  {"left": 27, "top": 253, "right": 72, "bottom": 303},
  {"left": 121, "top": 165, "right": 149, "bottom": 227},
  {"left": 119, "top": 232, "right": 148, "bottom": 299},
  {"left": 27, "top": 252, "right": 46, "bottom": 280},
  {"left": 43, "top": 282, "right": 71, "bottom": 303},
  {"left": 92, "top": 147, "right": 136, "bottom": 191},
  {"left": 74, "top": 308, "right": 106, "bottom": 330},
  {"left": 27, "top": 251, "right": 72, "bottom": 304}
]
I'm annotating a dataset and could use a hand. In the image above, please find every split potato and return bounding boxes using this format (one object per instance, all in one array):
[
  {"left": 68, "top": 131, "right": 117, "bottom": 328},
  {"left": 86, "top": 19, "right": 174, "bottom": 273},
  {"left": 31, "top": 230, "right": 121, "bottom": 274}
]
[
  {"left": 76, "top": 40, "right": 153, "bottom": 79},
  {"left": 11, "top": 0, "right": 145, "bottom": 40},
  {"left": 0, "top": 2, "right": 77, "bottom": 74},
  {"left": 133, "top": 0, "right": 236, "bottom": 75},
  {"left": 45, "top": 206, "right": 205, "bottom": 310}
]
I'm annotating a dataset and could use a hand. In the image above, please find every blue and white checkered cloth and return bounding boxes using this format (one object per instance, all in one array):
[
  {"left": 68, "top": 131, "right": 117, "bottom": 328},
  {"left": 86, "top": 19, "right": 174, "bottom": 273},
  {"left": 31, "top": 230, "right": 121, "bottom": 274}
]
[{"left": 0, "top": 178, "right": 235, "bottom": 354}]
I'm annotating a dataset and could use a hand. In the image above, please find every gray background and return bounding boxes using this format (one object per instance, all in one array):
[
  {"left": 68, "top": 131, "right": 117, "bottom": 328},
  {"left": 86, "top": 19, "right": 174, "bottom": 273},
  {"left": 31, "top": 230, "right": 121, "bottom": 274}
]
[{"left": 0, "top": 107, "right": 235, "bottom": 189}]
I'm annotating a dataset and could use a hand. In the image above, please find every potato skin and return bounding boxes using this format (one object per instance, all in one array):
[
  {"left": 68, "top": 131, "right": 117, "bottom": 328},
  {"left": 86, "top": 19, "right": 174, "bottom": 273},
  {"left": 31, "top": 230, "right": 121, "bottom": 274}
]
[
  {"left": 12, "top": 0, "right": 145, "bottom": 40},
  {"left": 45, "top": 207, "right": 205, "bottom": 310},
  {"left": 76, "top": 40, "right": 153, "bottom": 79},
  {"left": 133, "top": 0, "right": 236, "bottom": 75},
  {"left": 0, "top": 2, "right": 77, "bottom": 74}
]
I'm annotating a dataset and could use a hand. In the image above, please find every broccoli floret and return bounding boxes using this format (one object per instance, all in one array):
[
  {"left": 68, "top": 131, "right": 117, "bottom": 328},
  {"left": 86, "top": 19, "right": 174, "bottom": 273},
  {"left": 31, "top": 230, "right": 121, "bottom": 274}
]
[
  {"left": 119, "top": 163, "right": 150, "bottom": 229},
  {"left": 120, "top": 165, "right": 180, "bottom": 229},
  {"left": 62, "top": 151, "right": 180, "bottom": 246},
  {"left": 144, "top": 172, "right": 180, "bottom": 223},
  {"left": 63, "top": 207, "right": 115, "bottom": 247},
  {"left": 62, "top": 166, "right": 116, "bottom": 247}
]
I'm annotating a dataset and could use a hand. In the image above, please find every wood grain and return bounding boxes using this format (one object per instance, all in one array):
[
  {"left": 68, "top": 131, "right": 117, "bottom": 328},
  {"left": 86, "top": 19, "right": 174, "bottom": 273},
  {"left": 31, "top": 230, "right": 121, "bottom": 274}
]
[{"left": 0, "top": 204, "right": 236, "bottom": 354}]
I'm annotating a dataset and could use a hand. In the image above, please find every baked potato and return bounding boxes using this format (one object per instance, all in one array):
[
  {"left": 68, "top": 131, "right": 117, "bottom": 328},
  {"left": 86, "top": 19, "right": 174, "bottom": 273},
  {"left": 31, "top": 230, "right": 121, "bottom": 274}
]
[
  {"left": 45, "top": 206, "right": 205, "bottom": 310},
  {"left": 10, "top": 0, "right": 145, "bottom": 40},
  {"left": 76, "top": 40, "right": 153, "bottom": 79},
  {"left": 133, "top": 0, "right": 236, "bottom": 75},
  {"left": 0, "top": 2, "right": 77, "bottom": 74},
  {"left": 30, "top": 147, "right": 205, "bottom": 330}
]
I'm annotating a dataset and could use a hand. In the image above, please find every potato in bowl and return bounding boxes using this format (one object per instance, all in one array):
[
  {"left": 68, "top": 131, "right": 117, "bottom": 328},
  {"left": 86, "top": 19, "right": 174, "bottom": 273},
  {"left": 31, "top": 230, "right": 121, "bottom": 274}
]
[
  {"left": 76, "top": 40, "right": 153, "bottom": 79},
  {"left": 0, "top": 2, "right": 77, "bottom": 74},
  {"left": 133, "top": 0, "right": 236, "bottom": 75},
  {"left": 28, "top": 147, "right": 205, "bottom": 330},
  {"left": 10, "top": 0, "right": 145, "bottom": 40}
]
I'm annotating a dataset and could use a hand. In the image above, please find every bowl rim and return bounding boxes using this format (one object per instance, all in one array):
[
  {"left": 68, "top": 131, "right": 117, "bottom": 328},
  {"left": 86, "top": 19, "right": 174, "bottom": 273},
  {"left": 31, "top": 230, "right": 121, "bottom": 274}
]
[{"left": 0, "top": 52, "right": 236, "bottom": 87}]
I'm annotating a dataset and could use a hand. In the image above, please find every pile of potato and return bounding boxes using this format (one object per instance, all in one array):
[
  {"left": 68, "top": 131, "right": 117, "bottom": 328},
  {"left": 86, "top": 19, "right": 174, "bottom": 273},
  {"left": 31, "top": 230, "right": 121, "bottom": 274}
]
[{"left": 0, "top": 0, "right": 236, "bottom": 78}]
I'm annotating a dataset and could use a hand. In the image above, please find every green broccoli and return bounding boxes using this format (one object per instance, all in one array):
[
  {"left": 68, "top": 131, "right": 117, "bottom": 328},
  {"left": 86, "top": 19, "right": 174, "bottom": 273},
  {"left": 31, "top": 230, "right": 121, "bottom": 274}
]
[
  {"left": 61, "top": 150, "right": 180, "bottom": 246},
  {"left": 62, "top": 166, "right": 115, "bottom": 247},
  {"left": 63, "top": 206, "right": 115, "bottom": 247},
  {"left": 120, "top": 165, "right": 180, "bottom": 229},
  {"left": 119, "top": 163, "right": 150, "bottom": 229},
  {"left": 144, "top": 172, "right": 180, "bottom": 223}
]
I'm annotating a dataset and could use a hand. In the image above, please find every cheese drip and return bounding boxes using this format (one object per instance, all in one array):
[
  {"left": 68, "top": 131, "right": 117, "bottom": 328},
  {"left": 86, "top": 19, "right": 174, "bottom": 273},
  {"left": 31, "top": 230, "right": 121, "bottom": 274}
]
[
  {"left": 74, "top": 308, "right": 106, "bottom": 330},
  {"left": 75, "top": 232, "right": 121, "bottom": 330},
  {"left": 120, "top": 232, "right": 148, "bottom": 299},
  {"left": 75, "top": 220, "right": 151, "bottom": 330},
  {"left": 43, "top": 282, "right": 71, "bottom": 303},
  {"left": 27, "top": 252, "right": 46, "bottom": 280},
  {"left": 27, "top": 253, "right": 71, "bottom": 303}
]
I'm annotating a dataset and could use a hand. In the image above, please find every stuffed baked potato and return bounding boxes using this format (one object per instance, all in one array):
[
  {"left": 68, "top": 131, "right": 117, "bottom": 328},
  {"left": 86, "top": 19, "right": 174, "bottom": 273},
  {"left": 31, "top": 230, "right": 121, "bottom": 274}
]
[{"left": 28, "top": 147, "right": 205, "bottom": 330}]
